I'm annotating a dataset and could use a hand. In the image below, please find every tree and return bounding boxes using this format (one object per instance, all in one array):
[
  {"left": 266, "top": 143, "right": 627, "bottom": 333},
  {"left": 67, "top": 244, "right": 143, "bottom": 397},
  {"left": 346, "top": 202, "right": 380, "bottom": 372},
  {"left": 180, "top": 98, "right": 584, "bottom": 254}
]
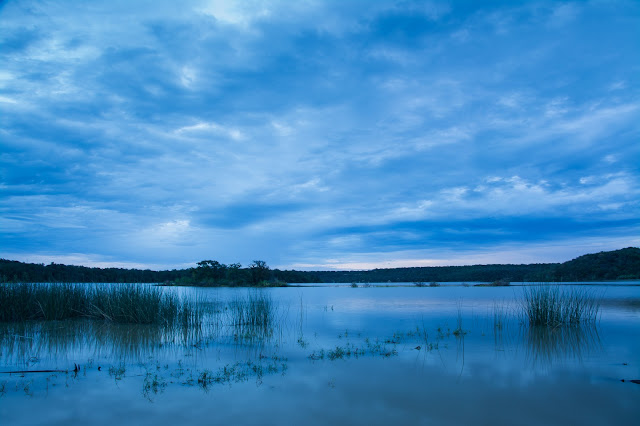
[
  {"left": 195, "top": 260, "right": 227, "bottom": 282},
  {"left": 226, "top": 263, "right": 246, "bottom": 285},
  {"left": 249, "top": 260, "right": 270, "bottom": 285}
]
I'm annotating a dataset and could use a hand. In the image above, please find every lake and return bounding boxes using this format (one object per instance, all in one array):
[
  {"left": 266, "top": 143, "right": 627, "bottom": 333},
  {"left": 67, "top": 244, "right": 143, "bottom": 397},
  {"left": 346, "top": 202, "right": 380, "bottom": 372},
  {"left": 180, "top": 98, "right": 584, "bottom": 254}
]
[{"left": 1, "top": 283, "right": 639, "bottom": 425}]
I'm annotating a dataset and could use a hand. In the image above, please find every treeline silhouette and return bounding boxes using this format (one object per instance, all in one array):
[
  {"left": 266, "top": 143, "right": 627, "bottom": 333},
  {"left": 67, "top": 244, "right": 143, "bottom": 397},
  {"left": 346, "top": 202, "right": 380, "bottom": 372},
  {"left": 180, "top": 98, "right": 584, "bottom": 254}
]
[
  {"left": 0, "top": 258, "right": 319, "bottom": 285},
  {"left": 313, "top": 247, "right": 639, "bottom": 282},
  {"left": 1, "top": 247, "right": 638, "bottom": 284}
]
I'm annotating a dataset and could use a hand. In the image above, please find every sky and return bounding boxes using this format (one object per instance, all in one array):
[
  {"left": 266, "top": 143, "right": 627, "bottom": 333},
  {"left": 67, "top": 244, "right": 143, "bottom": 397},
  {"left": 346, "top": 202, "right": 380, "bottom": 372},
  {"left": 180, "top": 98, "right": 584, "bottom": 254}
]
[{"left": 1, "top": 0, "right": 639, "bottom": 271}]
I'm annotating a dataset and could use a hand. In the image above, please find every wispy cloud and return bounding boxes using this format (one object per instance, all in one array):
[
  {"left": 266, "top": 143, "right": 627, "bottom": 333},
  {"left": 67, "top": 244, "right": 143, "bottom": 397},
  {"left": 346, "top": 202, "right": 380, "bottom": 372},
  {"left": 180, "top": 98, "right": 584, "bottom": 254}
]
[{"left": 1, "top": 0, "right": 638, "bottom": 270}]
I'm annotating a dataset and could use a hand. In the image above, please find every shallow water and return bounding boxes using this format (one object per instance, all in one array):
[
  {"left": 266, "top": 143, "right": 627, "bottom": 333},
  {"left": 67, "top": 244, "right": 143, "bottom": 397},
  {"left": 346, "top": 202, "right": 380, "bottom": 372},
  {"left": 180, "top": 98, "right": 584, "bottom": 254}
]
[{"left": 1, "top": 284, "right": 639, "bottom": 425}]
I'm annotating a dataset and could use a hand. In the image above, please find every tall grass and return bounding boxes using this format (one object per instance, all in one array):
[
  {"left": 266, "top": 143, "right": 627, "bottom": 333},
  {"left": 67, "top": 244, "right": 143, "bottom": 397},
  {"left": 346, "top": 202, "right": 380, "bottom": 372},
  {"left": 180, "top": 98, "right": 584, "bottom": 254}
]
[
  {"left": 0, "top": 283, "right": 202, "bottom": 326},
  {"left": 228, "top": 291, "right": 274, "bottom": 329},
  {"left": 226, "top": 291, "right": 277, "bottom": 343},
  {"left": 521, "top": 285, "right": 600, "bottom": 327}
]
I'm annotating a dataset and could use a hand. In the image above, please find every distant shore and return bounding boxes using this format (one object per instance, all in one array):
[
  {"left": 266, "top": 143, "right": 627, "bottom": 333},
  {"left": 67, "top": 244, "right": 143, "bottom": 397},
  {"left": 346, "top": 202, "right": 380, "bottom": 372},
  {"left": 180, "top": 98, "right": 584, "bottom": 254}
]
[{"left": 2, "top": 247, "right": 638, "bottom": 285}]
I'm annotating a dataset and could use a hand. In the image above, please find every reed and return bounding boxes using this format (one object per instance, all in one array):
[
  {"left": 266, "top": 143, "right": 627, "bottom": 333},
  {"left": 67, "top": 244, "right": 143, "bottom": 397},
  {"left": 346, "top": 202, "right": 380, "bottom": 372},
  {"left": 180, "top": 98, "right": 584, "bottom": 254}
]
[
  {"left": 229, "top": 291, "right": 275, "bottom": 328},
  {"left": 521, "top": 285, "right": 600, "bottom": 327},
  {"left": 0, "top": 283, "right": 203, "bottom": 326},
  {"left": 493, "top": 301, "right": 507, "bottom": 331}
]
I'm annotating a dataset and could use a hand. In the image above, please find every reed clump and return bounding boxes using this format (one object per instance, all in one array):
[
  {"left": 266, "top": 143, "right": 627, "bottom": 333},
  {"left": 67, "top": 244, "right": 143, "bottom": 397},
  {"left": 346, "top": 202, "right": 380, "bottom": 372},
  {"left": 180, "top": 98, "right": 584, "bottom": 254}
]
[
  {"left": 521, "top": 285, "right": 600, "bottom": 327},
  {"left": 0, "top": 283, "right": 202, "bottom": 326},
  {"left": 228, "top": 291, "right": 275, "bottom": 330}
]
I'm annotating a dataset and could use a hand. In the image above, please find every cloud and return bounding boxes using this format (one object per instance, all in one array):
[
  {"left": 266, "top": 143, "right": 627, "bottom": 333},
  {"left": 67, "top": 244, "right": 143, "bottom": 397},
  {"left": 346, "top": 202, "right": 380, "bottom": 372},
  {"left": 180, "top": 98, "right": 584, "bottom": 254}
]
[
  {"left": 388, "top": 173, "right": 639, "bottom": 221},
  {"left": 1, "top": 0, "right": 639, "bottom": 270},
  {"left": 175, "top": 121, "right": 245, "bottom": 141}
]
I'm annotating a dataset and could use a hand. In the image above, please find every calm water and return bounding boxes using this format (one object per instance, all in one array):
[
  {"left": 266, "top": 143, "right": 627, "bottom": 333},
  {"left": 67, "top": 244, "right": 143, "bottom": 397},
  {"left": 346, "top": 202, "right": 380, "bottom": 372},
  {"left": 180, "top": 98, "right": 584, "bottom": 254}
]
[{"left": 1, "top": 284, "right": 639, "bottom": 425}]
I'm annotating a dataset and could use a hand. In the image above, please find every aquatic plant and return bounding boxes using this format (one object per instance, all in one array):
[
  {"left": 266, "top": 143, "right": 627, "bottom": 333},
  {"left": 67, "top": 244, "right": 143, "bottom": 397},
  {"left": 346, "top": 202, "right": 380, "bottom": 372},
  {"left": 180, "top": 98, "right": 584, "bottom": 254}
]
[
  {"left": 0, "top": 283, "right": 204, "bottom": 326},
  {"left": 196, "top": 356, "right": 287, "bottom": 388},
  {"left": 108, "top": 362, "right": 126, "bottom": 380},
  {"left": 521, "top": 285, "right": 601, "bottom": 326},
  {"left": 328, "top": 346, "right": 347, "bottom": 360},
  {"left": 309, "top": 338, "right": 399, "bottom": 361},
  {"left": 226, "top": 291, "right": 279, "bottom": 344},
  {"left": 453, "top": 301, "right": 467, "bottom": 336},
  {"left": 228, "top": 291, "right": 274, "bottom": 328},
  {"left": 493, "top": 302, "right": 507, "bottom": 331},
  {"left": 143, "top": 372, "right": 167, "bottom": 399}
]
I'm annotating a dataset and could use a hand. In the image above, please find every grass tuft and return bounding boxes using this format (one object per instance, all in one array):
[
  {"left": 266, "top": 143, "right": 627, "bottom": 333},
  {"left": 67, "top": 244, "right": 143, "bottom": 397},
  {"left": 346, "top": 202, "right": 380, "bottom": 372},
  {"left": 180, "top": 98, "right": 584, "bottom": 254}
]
[
  {"left": 521, "top": 285, "right": 600, "bottom": 327},
  {"left": 227, "top": 291, "right": 277, "bottom": 341}
]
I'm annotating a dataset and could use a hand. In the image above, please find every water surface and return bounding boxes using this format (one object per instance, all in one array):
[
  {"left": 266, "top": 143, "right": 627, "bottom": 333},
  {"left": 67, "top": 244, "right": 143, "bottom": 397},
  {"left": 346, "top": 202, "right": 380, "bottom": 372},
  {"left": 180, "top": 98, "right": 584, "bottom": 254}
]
[{"left": 1, "top": 284, "right": 638, "bottom": 425}]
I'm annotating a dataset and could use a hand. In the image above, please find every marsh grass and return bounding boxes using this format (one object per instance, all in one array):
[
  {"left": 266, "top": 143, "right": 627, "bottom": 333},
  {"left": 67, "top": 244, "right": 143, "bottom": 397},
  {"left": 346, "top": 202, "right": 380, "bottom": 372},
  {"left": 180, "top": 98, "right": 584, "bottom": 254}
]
[
  {"left": 196, "top": 355, "right": 287, "bottom": 388},
  {"left": 521, "top": 285, "right": 601, "bottom": 327},
  {"left": 453, "top": 300, "right": 467, "bottom": 336},
  {"left": 227, "top": 291, "right": 279, "bottom": 343},
  {"left": 108, "top": 362, "right": 126, "bottom": 380},
  {"left": 493, "top": 301, "right": 508, "bottom": 331},
  {"left": 143, "top": 371, "right": 167, "bottom": 399},
  {"left": 309, "top": 337, "right": 399, "bottom": 361},
  {"left": 228, "top": 291, "right": 274, "bottom": 327},
  {"left": 0, "top": 283, "right": 203, "bottom": 326}
]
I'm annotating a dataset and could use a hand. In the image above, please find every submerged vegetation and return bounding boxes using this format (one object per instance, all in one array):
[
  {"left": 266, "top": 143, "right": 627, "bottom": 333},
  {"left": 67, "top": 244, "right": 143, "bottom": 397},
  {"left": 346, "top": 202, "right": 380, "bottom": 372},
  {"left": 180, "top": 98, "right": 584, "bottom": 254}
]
[
  {"left": 196, "top": 356, "right": 288, "bottom": 388},
  {"left": 0, "top": 283, "right": 202, "bottom": 325},
  {"left": 521, "top": 285, "right": 601, "bottom": 326}
]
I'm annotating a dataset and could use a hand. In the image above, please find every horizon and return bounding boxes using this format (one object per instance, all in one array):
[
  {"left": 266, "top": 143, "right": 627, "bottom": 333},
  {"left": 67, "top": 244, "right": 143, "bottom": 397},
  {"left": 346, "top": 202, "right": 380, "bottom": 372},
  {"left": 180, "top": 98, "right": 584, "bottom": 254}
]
[
  {"left": 1, "top": 1, "right": 639, "bottom": 271},
  {"left": 3, "top": 246, "right": 636, "bottom": 272}
]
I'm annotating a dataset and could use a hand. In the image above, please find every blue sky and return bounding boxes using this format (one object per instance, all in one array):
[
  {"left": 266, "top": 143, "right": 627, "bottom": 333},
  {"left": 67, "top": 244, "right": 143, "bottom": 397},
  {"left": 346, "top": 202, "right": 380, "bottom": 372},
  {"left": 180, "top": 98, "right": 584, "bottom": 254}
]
[{"left": 1, "top": 0, "right": 638, "bottom": 271}]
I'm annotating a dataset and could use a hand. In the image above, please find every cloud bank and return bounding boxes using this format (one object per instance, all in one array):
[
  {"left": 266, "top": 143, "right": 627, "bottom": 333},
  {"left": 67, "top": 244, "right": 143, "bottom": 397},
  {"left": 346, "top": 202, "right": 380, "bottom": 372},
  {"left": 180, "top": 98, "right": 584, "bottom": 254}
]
[{"left": 1, "top": 0, "right": 638, "bottom": 269}]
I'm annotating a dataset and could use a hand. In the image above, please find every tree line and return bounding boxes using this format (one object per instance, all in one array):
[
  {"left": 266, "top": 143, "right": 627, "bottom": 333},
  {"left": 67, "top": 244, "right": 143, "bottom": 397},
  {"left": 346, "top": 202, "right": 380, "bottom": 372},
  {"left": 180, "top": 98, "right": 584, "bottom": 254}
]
[
  {"left": 0, "top": 258, "right": 319, "bottom": 286},
  {"left": 310, "top": 247, "right": 639, "bottom": 283},
  {"left": 1, "top": 247, "right": 638, "bottom": 285}
]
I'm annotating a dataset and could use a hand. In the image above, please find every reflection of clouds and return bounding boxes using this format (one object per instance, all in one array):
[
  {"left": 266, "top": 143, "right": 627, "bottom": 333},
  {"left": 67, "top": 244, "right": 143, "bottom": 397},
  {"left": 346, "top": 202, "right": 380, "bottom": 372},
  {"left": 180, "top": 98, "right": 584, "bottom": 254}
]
[{"left": 265, "top": 358, "right": 637, "bottom": 426}]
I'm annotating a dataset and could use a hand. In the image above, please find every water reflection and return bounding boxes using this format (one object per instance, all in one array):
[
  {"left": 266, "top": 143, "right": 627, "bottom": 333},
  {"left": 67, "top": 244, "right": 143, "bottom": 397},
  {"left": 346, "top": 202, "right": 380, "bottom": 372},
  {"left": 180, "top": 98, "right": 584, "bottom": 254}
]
[
  {"left": 0, "top": 319, "right": 214, "bottom": 366},
  {"left": 1, "top": 285, "right": 639, "bottom": 426},
  {"left": 522, "top": 325, "right": 603, "bottom": 367},
  {"left": 0, "top": 292, "right": 288, "bottom": 370}
]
